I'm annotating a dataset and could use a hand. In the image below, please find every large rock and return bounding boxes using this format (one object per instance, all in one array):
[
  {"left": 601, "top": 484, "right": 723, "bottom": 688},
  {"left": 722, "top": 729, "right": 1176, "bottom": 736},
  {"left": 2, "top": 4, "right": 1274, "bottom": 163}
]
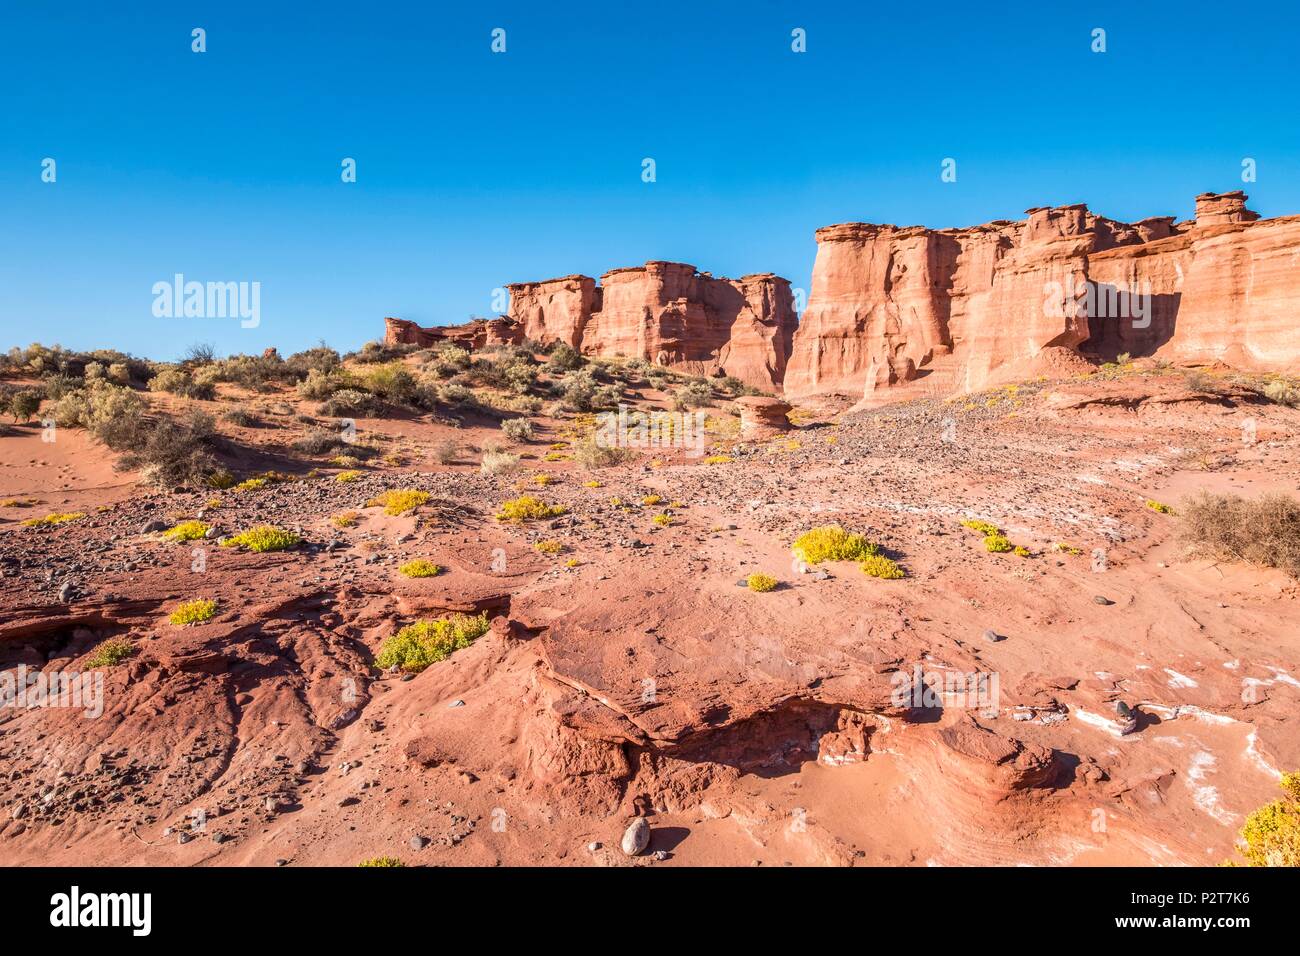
[
  {"left": 785, "top": 191, "right": 1300, "bottom": 402},
  {"left": 733, "top": 396, "right": 791, "bottom": 440},
  {"left": 385, "top": 262, "right": 797, "bottom": 392}
]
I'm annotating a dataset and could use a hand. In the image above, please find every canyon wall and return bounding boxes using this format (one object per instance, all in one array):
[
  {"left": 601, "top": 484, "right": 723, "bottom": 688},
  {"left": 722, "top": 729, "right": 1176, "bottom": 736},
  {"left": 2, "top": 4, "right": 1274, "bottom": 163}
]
[
  {"left": 386, "top": 191, "right": 1299, "bottom": 400},
  {"left": 385, "top": 262, "right": 798, "bottom": 392},
  {"left": 786, "top": 191, "right": 1300, "bottom": 402}
]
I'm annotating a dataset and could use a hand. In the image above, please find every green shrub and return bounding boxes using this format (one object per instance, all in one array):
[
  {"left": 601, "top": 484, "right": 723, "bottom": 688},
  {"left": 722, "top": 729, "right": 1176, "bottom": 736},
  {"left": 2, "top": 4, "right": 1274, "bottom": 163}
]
[
  {"left": 399, "top": 559, "right": 442, "bottom": 578},
  {"left": 984, "top": 534, "right": 1013, "bottom": 553},
  {"left": 220, "top": 526, "right": 302, "bottom": 552},
  {"left": 791, "top": 525, "right": 879, "bottom": 564},
  {"left": 374, "top": 612, "right": 491, "bottom": 672},
  {"left": 162, "top": 520, "right": 210, "bottom": 542},
  {"left": 169, "top": 598, "right": 218, "bottom": 625},
  {"left": 367, "top": 489, "right": 429, "bottom": 516},
  {"left": 1230, "top": 772, "right": 1300, "bottom": 866},
  {"left": 495, "top": 495, "right": 566, "bottom": 523},
  {"left": 860, "top": 554, "right": 904, "bottom": 578},
  {"left": 85, "top": 636, "right": 134, "bottom": 667}
]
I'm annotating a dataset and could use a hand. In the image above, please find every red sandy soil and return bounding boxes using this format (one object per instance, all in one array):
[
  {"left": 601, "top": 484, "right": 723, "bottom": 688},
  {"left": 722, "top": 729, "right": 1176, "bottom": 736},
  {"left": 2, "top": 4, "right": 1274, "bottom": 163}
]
[{"left": 0, "top": 362, "right": 1297, "bottom": 867}]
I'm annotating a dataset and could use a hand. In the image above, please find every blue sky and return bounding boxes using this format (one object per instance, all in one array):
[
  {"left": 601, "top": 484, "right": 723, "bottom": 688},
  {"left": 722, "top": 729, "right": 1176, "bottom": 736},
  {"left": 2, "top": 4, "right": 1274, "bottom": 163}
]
[{"left": 2, "top": 1, "right": 1297, "bottom": 360}]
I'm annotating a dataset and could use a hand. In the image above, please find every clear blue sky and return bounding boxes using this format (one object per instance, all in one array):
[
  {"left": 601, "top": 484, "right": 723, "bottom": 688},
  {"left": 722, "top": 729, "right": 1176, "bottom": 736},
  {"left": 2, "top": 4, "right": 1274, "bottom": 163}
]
[{"left": 2, "top": 1, "right": 1297, "bottom": 360}]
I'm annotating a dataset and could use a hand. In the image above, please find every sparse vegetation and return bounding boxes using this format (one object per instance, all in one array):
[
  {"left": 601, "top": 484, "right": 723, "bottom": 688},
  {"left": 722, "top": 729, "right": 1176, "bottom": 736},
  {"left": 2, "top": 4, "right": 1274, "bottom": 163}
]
[
  {"left": 533, "top": 539, "right": 563, "bottom": 555},
  {"left": 702, "top": 455, "right": 732, "bottom": 465},
  {"left": 367, "top": 489, "right": 430, "bottom": 516},
  {"left": 960, "top": 519, "right": 1001, "bottom": 536},
  {"left": 570, "top": 434, "right": 635, "bottom": 469},
  {"left": 335, "top": 470, "right": 364, "bottom": 483},
  {"left": 747, "top": 572, "right": 777, "bottom": 592},
  {"left": 20, "top": 512, "right": 86, "bottom": 527},
  {"left": 480, "top": 449, "right": 521, "bottom": 474},
  {"left": 501, "top": 418, "right": 535, "bottom": 443},
  {"left": 495, "top": 495, "right": 566, "bottom": 523},
  {"left": 374, "top": 612, "right": 491, "bottom": 672},
  {"left": 357, "top": 857, "right": 406, "bottom": 867},
  {"left": 983, "top": 534, "right": 1013, "bottom": 553},
  {"left": 860, "top": 554, "right": 905, "bottom": 578},
  {"left": 331, "top": 510, "right": 360, "bottom": 528},
  {"left": 169, "top": 598, "right": 218, "bottom": 626},
  {"left": 791, "top": 524, "right": 879, "bottom": 564},
  {"left": 85, "top": 636, "right": 134, "bottom": 667},
  {"left": 220, "top": 525, "right": 302, "bottom": 552},
  {"left": 1228, "top": 771, "right": 1300, "bottom": 867},
  {"left": 398, "top": 559, "right": 442, "bottom": 578},
  {"left": 1146, "top": 499, "right": 1175, "bottom": 515},
  {"left": 1179, "top": 491, "right": 1300, "bottom": 578},
  {"left": 161, "top": 520, "right": 210, "bottom": 542}
]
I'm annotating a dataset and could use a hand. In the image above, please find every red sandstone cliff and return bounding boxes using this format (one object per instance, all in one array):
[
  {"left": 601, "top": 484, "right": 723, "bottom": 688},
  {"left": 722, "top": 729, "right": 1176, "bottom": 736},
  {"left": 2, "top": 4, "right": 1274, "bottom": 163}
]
[
  {"left": 786, "top": 191, "right": 1300, "bottom": 402},
  {"left": 385, "top": 263, "right": 797, "bottom": 392},
  {"left": 386, "top": 190, "right": 1297, "bottom": 400}
]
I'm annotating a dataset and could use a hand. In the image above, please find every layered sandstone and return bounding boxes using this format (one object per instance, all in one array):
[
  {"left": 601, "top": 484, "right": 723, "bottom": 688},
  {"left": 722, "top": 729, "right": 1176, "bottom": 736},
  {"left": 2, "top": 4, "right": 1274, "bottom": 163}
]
[
  {"left": 386, "top": 263, "right": 798, "bottom": 392},
  {"left": 786, "top": 191, "right": 1300, "bottom": 402}
]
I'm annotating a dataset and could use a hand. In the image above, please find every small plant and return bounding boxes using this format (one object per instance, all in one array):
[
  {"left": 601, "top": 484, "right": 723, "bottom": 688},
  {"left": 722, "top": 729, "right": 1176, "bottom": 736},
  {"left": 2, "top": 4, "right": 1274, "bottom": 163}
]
[
  {"left": 496, "top": 495, "right": 566, "bottom": 523},
  {"left": 207, "top": 470, "right": 237, "bottom": 490},
  {"left": 374, "top": 612, "right": 491, "bottom": 672},
  {"left": 1146, "top": 499, "right": 1175, "bottom": 515},
  {"left": 792, "top": 525, "right": 879, "bottom": 564},
  {"left": 532, "top": 473, "right": 553, "bottom": 486},
  {"left": 234, "top": 477, "right": 269, "bottom": 492},
  {"left": 367, "top": 489, "right": 430, "bottom": 516},
  {"left": 960, "top": 519, "right": 1001, "bottom": 536},
  {"left": 860, "top": 555, "right": 904, "bottom": 579},
  {"left": 161, "top": 520, "right": 210, "bottom": 542},
  {"left": 358, "top": 857, "right": 406, "bottom": 868},
  {"left": 1052, "top": 542, "right": 1084, "bottom": 556},
  {"left": 1013, "top": 545, "right": 1032, "bottom": 557},
  {"left": 984, "top": 534, "right": 1013, "bottom": 553},
  {"left": 1180, "top": 491, "right": 1300, "bottom": 579},
  {"left": 1228, "top": 771, "right": 1300, "bottom": 867},
  {"left": 533, "top": 539, "right": 563, "bottom": 555},
  {"left": 501, "top": 418, "right": 535, "bottom": 443},
  {"left": 747, "top": 572, "right": 777, "bottom": 592},
  {"left": 433, "top": 439, "right": 459, "bottom": 465},
  {"left": 335, "top": 470, "right": 364, "bottom": 483},
  {"left": 702, "top": 455, "right": 732, "bottom": 465},
  {"left": 480, "top": 450, "right": 521, "bottom": 474},
  {"left": 653, "top": 513, "right": 672, "bottom": 527},
  {"left": 20, "top": 512, "right": 86, "bottom": 527},
  {"left": 85, "top": 636, "right": 134, "bottom": 667},
  {"left": 169, "top": 598, "right": 217, "bottom": 626},
  {"left": 221, "top": 526, "right": 302, "bottom": 552},
  {"left": 331, "top": 511, "right": 359, "bottom": 528},
  {"left": 564, "top": 558, "right": 580, "bottom": 568},
  {"left": 399, "top": 559, "right": 442, "bottom": 578},
  {"left": 583, "top": 480, "right": 602, "bottom": 488},
  {"left": 641, "top": 495, "right": 663, "bottom": 506}
]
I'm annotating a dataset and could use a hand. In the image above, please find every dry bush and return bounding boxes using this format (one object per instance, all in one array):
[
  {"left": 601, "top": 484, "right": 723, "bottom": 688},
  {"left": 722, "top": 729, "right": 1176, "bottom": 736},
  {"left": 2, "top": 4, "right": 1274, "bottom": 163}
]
[{"left": 1179, "top": 491, "right": 1300, "bottom": 578}]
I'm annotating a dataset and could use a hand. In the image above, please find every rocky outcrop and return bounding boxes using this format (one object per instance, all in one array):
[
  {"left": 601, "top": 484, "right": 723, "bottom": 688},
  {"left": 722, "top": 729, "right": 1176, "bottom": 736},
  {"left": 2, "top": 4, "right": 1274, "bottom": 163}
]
[
  {"left": 733, "top": 396, "right": 792, "bottom": 440},
  {"left": 386, "top": 263, "right": 797, "bottom": 392},
  {"left": 579, "top": 263, "right": 796, "bottom": 389},
  {"left": 387, "top": 190, "right": 1298, "bottom": 401},
  {"left": 786, "top": 191, "right": 1300, "bottom": 402}
]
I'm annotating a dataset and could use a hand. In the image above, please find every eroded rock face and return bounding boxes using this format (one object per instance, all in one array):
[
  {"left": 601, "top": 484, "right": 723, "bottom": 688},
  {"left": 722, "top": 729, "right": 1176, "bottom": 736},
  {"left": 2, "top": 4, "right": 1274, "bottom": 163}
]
[
  {"left": 733, "top": 396, "right": 792, "bottom": 440},
  {"left": 785, "top": 191, "right": 1300, "bottom": 402},
  {"left": 386, "top": 262, "right": 797, "bottom": 392}
]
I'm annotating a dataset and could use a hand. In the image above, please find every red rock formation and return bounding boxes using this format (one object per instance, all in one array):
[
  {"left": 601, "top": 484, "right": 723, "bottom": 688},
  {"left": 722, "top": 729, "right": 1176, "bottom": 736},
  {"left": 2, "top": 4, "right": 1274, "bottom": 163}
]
[
  {"left": 786, "top": 191, "right": 1300, "bottom": 402},
  {"left": 504, "top": 275, "right": 599, "bottom": 348},
  {"left": 579, "top": 263, "right": 796, "bottom": 389},
  {"left": 383, "top": 263, "right": 797, "bottom": 392}
]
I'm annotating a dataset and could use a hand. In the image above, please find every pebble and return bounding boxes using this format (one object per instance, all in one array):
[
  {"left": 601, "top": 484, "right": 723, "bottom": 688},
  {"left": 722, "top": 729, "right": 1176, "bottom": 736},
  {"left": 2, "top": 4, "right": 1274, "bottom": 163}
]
[
  {"left": 983, "top": 628, "right": 1004, "bottom": 642},
  {"left": 1093, "top": 595, "right": 1115, "bottom": 606}
]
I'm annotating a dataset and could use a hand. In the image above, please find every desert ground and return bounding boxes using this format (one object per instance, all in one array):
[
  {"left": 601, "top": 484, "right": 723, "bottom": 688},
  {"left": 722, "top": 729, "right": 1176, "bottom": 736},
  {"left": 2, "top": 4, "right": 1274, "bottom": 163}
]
[{"left": 0, "top": 342, "right": 1297, "bottom": 866}]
